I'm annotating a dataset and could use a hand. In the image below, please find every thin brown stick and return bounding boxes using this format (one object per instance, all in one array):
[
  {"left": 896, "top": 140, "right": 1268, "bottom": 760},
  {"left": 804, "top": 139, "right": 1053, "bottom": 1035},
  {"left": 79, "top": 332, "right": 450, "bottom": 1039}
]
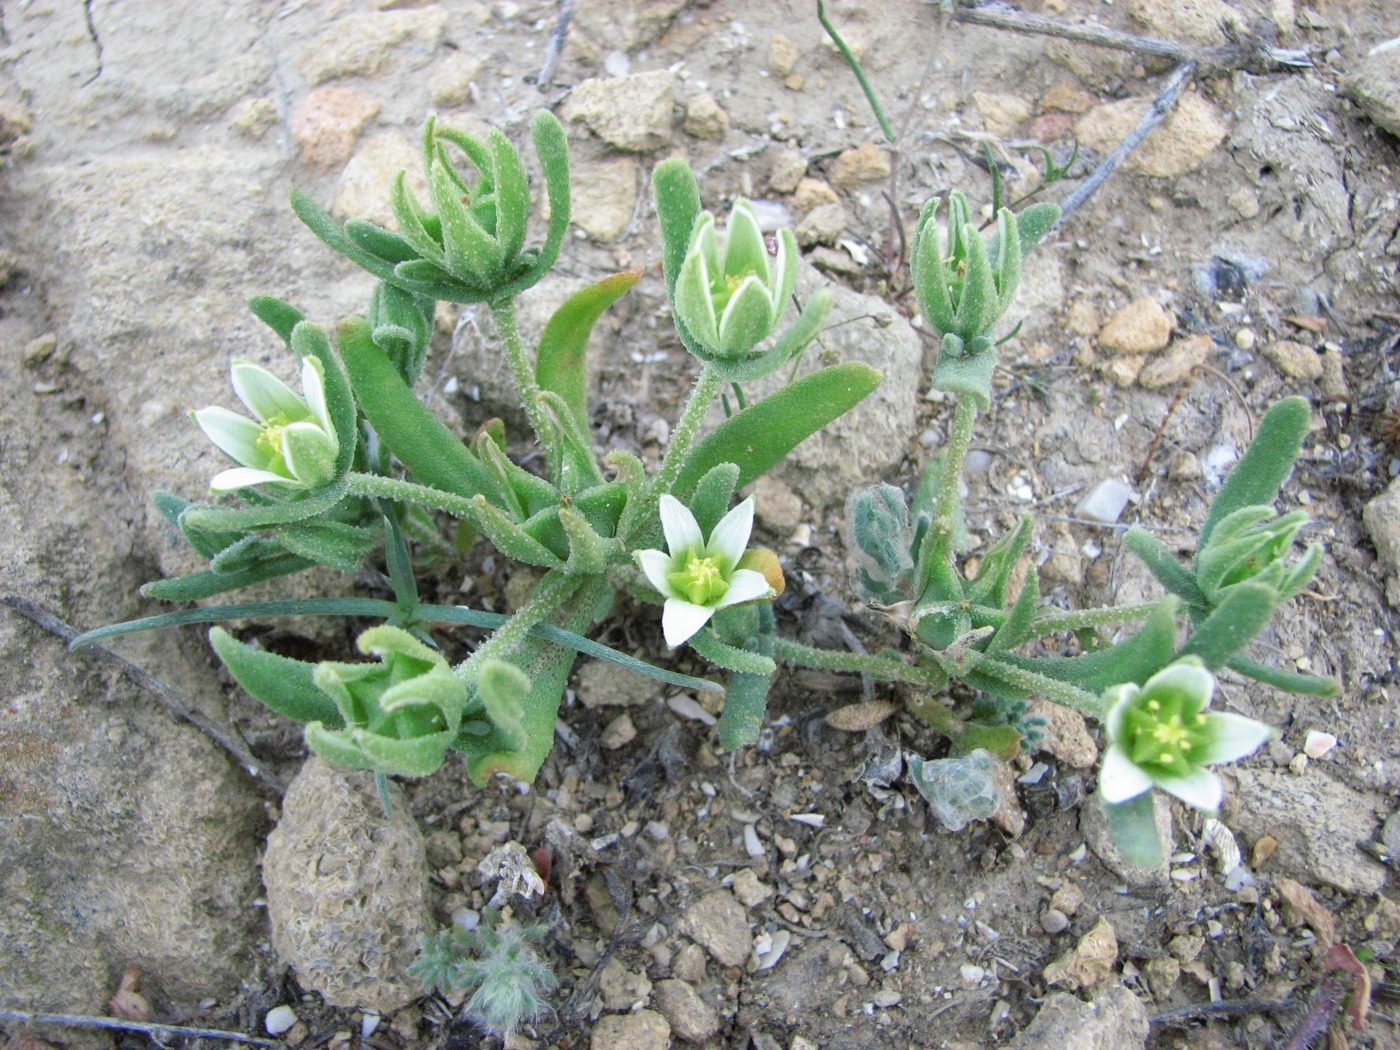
[
  {"left": 0, "top": 1008, "right": 277, "bottom": 1047},
  {"left": 1137, "top": 370, "right": 1197, "bottom": 485},
  {"left": 950, "top": 1, "right": 1312, "bottom": 72},
  {"left": 2, "top": 595, "right": 286, "bottom": 796},
  {"left": 1149, "top": 997, "right": 1292, "bottom": 1027},
  {"left": 534, "top": 0, "right": 575, "bottom": 89}
]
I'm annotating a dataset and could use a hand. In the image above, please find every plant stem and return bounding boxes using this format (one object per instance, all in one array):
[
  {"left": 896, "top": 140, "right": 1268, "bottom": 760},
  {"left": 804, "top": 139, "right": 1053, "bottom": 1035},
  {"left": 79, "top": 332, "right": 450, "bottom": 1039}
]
[
  {"left": 773, "top": 636, "right": 946, "bottom": 687},
  {"left": 1031, "top": 601, "right": 1161, "bottom": 632},
  {"left": 454, "top": 569, "right": 582, "bottom": 679},
  {"left": 621, "top": 365, "right": 723, "bottom": 542},
  {"left": 937, "top": 394, "right": 979, "bottom": 523},
  {"left": 491, "top": 297, "right": 555, "bottom": 452},
  {"left": 346, "top": 472, "right": 482, "bottom": 521}
]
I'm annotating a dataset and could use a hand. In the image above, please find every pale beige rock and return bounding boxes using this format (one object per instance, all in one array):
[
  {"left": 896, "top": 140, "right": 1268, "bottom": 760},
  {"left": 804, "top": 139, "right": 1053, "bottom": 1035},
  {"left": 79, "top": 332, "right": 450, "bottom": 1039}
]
[
  {"left": 1007, "top": 985, "right": 1148, "bottom": 1050},
  {"left": 1320, "top": 346, "right": 1349, "bottom": 400},
  {"left": 1075, "top": 92, "right": 1229, "bottom": 177},
  {"left": 1341, "top": 46, "right": 1400, "bottom": 137},
  {"left": 1042, "top": 82, "right": 1096, "bottom": 114},
  {"left": 292, "top": 87, "right": 382, "bottom": 173},
  {"left": 601, "top": 712, "right": 638, "bottom": 750},
  {"left": 751, "top": 474, "right": 804, "bottom": 532},
  {"left": 263, "top": 759, "right": 432, "bottom": 1012},
  {"left": 430, "top": 50, "right": 482, "bottom": 108},
  {"left": 591, "top": 1010, "right": 671, "bottom": 1050},
  {"left": 796, "top": 202, "right": 849, "bottom": 247},
  {"left": 832, "top": 142, "right": 891, "bottom": 188},
  {"left": 769, "top": 33, "right": 802, "bottom": 76},
  {"left": 1228, "top": 186, "right": 1261, "bottom": 218},
  {"left": 1043, "top": 916, "right": 1118, "bottom": 989},
  {"left": 1031, "top": 700, "right": 1099, "bottom": 768},
  {"left": 598, "top": 957, "right": 653, "bottom": 1010},
  {"left": 974, "top": 91, "right": 1032, "bottom": 136},
  {"left": 576, "top": 657, "right": 663, "bottom": 708},
  {"left": 1138, "top": 333, "right": 1212, "bottom": 388},
  {"left": 682, "top": 92, "right": 730, "bottom": 141},
  {"left": 731, "top": 868, "right": 774, "bottom": 908},
  {"left": 570, "top": 156, "right": 639, "bottom": 243},
  {"left": 1098, "top": 297, "right": 1174, "bottom": 354},
  {"left": 791, "top": 176, "right": 839, "bottom": 215},
  {"left": 1066, "top": 299, "right": 1101, "bottom": 337},
  {"left": 655, "top": 979, "right": 721, "bottom": 1043},
  {"left": 1127, "top": 0, "right": 1244, "bottom": 43},
  {"left": 333, "top": 131, "right": 426, "bottom": 228},
  {"left": 563, "top": 71, "right": 677, "bottom": 152},
  {"left": 297, "top": 7, "right": 448, "bottom": 85},
  {"left": 1143, "top": 957, "right": 1180, "bottom": 1001},
  {"left": 768, "top": 148, "right": 807, "bottom": 193},
  {"left": 228, "top": 96, "right": 277, "bottom": 138},
  {"left": 1261, "top": 339, "right": 1323, "bottom": 380},
  {"left": 677, "top": 890, "right": 752, "bottom": 967}
]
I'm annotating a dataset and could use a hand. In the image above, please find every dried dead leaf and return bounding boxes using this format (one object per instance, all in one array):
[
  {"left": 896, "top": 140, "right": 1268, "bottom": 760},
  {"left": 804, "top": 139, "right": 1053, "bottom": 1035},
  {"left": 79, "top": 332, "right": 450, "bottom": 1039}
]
[
  {"left": 1276, "top": 877, "right": 1336, "bottom": 948},
  {"left": 824, "top": 700, "right": 898, "bottom": 731},
  {"left": 109, "top": 963, "right": 151, "bottom": 1022},
  {"left": 1323, "top": 943, "right": 1372, "bottom": 1030},
  {"left": 1252, "top": 834, "right": 1279, "bottom": 867}
]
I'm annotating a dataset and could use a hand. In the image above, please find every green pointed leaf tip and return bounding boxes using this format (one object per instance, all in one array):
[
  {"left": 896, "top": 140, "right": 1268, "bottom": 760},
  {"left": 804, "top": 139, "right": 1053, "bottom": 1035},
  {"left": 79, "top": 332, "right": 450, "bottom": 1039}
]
[
  {"left": 536, "top": 269, "right": 642, "bottom": 430},
  {"left": 209, "top": 626, "right": 343, "bottom": 728},
  {"left": 673, "top": 362, "right": 882, "bottom": 498},
  {"left": 1199, "top": 396, "right": 1311, "bottom": 550}
]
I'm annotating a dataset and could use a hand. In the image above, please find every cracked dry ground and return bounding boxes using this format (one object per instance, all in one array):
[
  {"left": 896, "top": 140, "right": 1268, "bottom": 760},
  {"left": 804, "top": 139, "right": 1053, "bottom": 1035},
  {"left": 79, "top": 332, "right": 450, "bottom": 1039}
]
[{"left": 2, "top": 0, "right": 1400, "bottom": 1048}]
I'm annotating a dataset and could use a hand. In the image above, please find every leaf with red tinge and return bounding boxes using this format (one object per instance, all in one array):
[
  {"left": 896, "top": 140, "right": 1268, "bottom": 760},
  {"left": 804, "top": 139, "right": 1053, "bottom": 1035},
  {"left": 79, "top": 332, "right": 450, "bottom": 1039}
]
[{"left": 1323, "top": 943, "right": 1372, "bottom": 1030}]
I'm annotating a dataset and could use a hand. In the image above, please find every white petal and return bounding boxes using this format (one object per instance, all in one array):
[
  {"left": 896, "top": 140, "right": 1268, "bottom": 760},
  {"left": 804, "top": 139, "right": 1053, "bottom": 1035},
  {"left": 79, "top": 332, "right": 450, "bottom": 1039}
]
[
  {"left": 230, "top": 360, "right": 307, "bottom": 423},
  {"left": 659, "top": 494, "right": 703, "bottom": 558},
  {"left": 209, "top": 466, "right": 292, "bottom": 492},
  {"left": 1098, "top": 744, "right": 1154, "bottom": 804},
  {"left": 300, "top": 355, "right": 334, "bottom": 433},
  {"left": 1102, "top": 683, "right": 1140, "bottom": 744},
  {"left": 706, "top": 497, "right": 755, "bottom": 572},
  {"left": 193, "top": 406, "right": 265, "bottom": 466},
  {"left": 712, "top": 568, "right": 772, "bottom": 610},
  {"left": 1145, "top": 659, "right": 1214, "bottom": 710},
  {"left": 662, "top": 598, "right": 715, "bottom": 648},
  {"left": 635, "top": 549, "right": 679, "bottom": 597},
  {"left": 1155, "top": 767, "right": 1223, "bottom": 814},
  {"left": 1198, "top": 712, "right": 1275, "bottom": 765}
]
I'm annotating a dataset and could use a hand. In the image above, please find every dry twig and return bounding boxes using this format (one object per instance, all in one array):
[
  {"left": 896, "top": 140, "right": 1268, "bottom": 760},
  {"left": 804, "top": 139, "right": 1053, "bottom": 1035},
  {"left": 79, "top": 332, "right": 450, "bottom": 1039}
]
[{"left": 0, "top": 1009, "right": 276, "bottom": 1048}]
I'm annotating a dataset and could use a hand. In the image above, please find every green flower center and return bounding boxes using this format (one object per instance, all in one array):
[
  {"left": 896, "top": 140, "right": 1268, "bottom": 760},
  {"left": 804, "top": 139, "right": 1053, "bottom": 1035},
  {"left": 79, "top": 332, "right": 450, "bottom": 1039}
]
[
  {"left": 669, "top": 553, "right": 730, "bottom": 606},
  {"left": 1123, "top": 696, "right": 1209, "bottom": 772}
]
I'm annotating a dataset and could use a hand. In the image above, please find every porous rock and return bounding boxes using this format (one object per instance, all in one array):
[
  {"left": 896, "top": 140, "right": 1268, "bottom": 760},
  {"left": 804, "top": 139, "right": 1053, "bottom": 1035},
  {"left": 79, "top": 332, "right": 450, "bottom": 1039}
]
[
  {"left": 1343, "top": 47, "right": 1400, "bottom": 138},
  {"left": 263, "top": 758, "right": 432, "bottom": 1012},
  {"left": 570, "top": 155, "right": 640, "bottom": 242},
  {"left": 655, "top": 978, "right": 721, "bottom": 1043},
  {"left": 591, "top": 1009, "right": 671, "bottom": 1050},
  {"left": 1075, "top": 92, "right": 1229, "bottom": 177},
  {"left": 1098, "top": 298, "right": 1174, "bottom": 354},
  {"left": 297, "top": 8, "right": 448, "bottom": 85},
  {"left": 292, "top": 87, "right": 382, "bottom": 173},
  {"left": 682, "top": 92, "right": 730, "bottom": 141},
  {"left": 1365, "top": 476, "right": 1400, "bottom": 607},
  {"left": 1007, "top": 984, "right": 1149, "bottom": 1049},
  {"left": 563, "top": 71, "right": 677, "bottom": 152},
  {"left": 677, "top": 889, "right": 752, "bottom": 967}
]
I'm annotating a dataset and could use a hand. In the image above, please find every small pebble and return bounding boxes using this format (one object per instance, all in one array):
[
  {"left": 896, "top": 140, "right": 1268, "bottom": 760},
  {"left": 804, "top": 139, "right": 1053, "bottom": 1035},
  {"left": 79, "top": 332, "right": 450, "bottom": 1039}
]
[
  {"left": 872, "top": 990, "right": 902, "bottom": 1008},
  {"left": 667, "top": 694, "right": 717, "bottom": 726},
  {"left": 1040, "top": 908, "right": 1070, "bottom": 934},
  {"left": 265, "top": 1006, "right": 298, "bottom": 1036},
  {"left": 1303, "top": 730, "right": 1337, "bottom": 759},
  {"left": 1074, "top": 478, "right": 1134, "bottom": 524},
  {"left": 1234, "top": 328, "right": 1256, "bottom": 351}
]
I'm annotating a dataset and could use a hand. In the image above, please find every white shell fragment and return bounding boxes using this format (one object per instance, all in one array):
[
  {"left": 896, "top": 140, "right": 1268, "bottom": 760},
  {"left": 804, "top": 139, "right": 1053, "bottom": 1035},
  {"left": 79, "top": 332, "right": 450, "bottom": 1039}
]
[
  {"left": 1074, "top": 479, "right": 1135, "bottom": 524},
  {"left": 667, "top": 694, "right": 718, "bottom": 726},
  {"left": 1303, "top": 730, "right": 1338, "bottom": 759},
  {"left": 264, "top": 1006, "right": 298, "bottom": 1036},
  {"left": 790, "top": 813, "right": 826, "bottom": 828}
]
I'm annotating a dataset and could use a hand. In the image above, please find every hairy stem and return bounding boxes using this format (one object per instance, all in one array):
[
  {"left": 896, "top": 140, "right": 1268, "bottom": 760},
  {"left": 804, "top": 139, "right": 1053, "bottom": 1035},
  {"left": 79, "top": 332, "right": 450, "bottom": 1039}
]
[
  {"left": 774, "top": 636, "right": 947, "bottom": 687},
  {"left": 491, "top": 297, "right": 555, "bottom": 452},
  {"left": 346, "top": 472, "right": 482, "bottom": 521},
  {"left": 937, "top": 394, "right": 979, "bottom": 523},
  {"left": 454, "top": 569, "right": 582, "bottom": 679}
]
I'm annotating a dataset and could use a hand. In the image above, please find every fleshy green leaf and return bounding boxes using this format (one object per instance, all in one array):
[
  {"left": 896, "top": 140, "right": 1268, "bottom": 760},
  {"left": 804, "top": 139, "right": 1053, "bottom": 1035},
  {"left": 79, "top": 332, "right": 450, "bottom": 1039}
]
[
  {"left": 248, "top": 296, "right": 304, "bottom": 347},
  {"left": 209, "top": 626, "right": 343, "bottom": 728},
  {"left": 652, "top": 158, "right": 703, "bottom": 303},
  {"left": 673, "top": 362, "right": 882, "bottom": 499},
  {"left": 688, "top": 462, "right": 741, "bottom": 537},
  {"left": 535, "top": 268, "right": 642, "bottom": 430},
  {"left": 1227, "top": 654, "right": 1340, "bottom": 697},
  {"left": 1176, "top": 581, "right": 1275, "bottom": 670},
  {"left": 276, "top": 519, "right": 378, "bottom": 573},
  {"left": 1123, "top": 526, "right": 1209, "bottom": 613},
  {"left": 1198, "top": 396, "right": 1310, "bottom": 551},
  {"left": 1102, "top": 791, "right": 1164, "bottom": 868}
]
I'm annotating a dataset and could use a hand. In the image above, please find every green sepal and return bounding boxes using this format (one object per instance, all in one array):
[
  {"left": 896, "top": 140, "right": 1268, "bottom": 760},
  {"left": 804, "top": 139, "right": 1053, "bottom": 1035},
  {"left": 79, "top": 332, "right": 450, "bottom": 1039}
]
[
  {"left": 652, "top": 157, "right": 702, "bottom": 304},
  {"left": 368, "top": 281, "right": 434, "bottom": 386},
  {"left": 914, "top": 513, "right": 966, "bottom": 606},
  {"left": 469, "top": 495, "right": 568, "bottom": 569},
  {"left": 248, "top": 296, "right": 304, "bottom": 348},
  {"left": 683, "top": 288, "right": 834, "bottom": 383},
  {"left": 1198, "top": 395, "right": 1310, "bottom": 551},
  {"left": 275, "top": 518, "right": 379, "bottom": 573},
  {"left": 337, "top": 317, "right": 503, "bottom": 505},
  {"left": 987, "top": 564, "right": 1040, "bottom": 652},
  {"left": 1012, "top": 202, "right": 1060, "bottom": 258},
  {"left": 965, "top": 515, "right": 1032, "bottom": 607},
  {"left": 1123, "top": 526, "right": 1209, "bottom": 614},
  {"left": 345, "top": 219, "right": 421, "bottom": 264},
  {"left": 994, "top": 597, "right": 1179, "bottom": 696},
  {"left": 487, "top": 127, "right": 531, "bottom": 266},
  {"left": 430, "top": 141, "right": 502, "bottom": 281},
  {"left": 932, "top": 332, "right": 998, "bottom": 412},
  {"left": 1176, "top": 581, "right": 1275, "bottom": 670},
  {"left": 474, "top": 658, "right": 531, "bottom": 754},
  {"left": 140, "top": 555, "right": 315, "bottom": 601},
  {"left": 688, "top": 463, "right": 741, "bottom": 537},
  {"left": 1227, "top": 653, "right": 1340, "bottom": 697},
  {"left": 1102, "top": 791, "right": 1164, "bottom": 869},
  {"left": 535, "top": 268, "right": 642, "bottom": 430},
  {"left": 558, "top": 506, "right": 621, "bottom": 576},
  {"left": 291, "top": 321, "right": 359, "bottom": 480},
  {"left": 496, "top": 109, "right": 571, "bottom": 300},
  {"left": 536, "top": 390, "right": 606, "bottom": 493},
  {"left": 209, "top": 626, "right": 343, "bottom": 728},
  {"left": 392, "top": 168, "right": 448, "bottom": 266},
  {"left": 672, "top": 362, "right": 882, "bottom": 499}
]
